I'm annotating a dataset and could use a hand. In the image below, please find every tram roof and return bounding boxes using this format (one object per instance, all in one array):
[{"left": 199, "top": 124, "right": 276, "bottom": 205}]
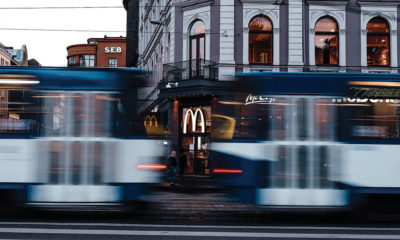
[
  {"left": 0, "top": 67, "right": 149, "bottom": 90},
  {"left": 235, "top": 72, "right": 400, "bottom": 95}
]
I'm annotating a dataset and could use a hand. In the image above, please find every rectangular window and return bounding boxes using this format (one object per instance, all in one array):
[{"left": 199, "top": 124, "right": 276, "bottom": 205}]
[
  {"left": 68, "top": 56, "right": 76, "bottom": 66},
  {"left": 367, "top": 35, "right": 390, "bottom": 66},
  {"left": 79, "top": 55, "right": 95, "bottom": 67},
  {"left": 343, "top": 100, "right": 400, "bottom": 140},
  {"left": 109, "top": 58, "right": 118, "bottom": 67},
  {"left": 315, "top": 35, "right": 338, "bottom": 65},
  {"left": 249, "top": 33, "right": 273, "bottom": 64}
]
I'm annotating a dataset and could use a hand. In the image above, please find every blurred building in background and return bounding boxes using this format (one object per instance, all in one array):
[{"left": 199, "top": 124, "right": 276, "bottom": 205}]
[
  {"left": 28, "top": 58, "right": 42, "bottom": 67},
  {"left": 0, "top": 43, "right": 28, "bottom": 66},
  {"left": 66, "top": 36, "right": 127, "bottom": 67},
  {"left": 124, "top": 0, "right": 400, "bottom": 175}
]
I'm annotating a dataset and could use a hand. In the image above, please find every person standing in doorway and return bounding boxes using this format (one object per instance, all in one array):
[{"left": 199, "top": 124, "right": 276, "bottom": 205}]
[
  {"left": 168, "top": 151, "right": 177, "bottom": 186},
  {"left": 179, "top": 151, "right": 188, "bottom": 182}
]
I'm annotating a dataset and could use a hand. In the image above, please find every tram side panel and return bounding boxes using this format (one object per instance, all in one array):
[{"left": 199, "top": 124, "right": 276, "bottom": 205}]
[
  {"left": 212, "top": 142, "right": 349, "bottom": 207},
  {"left": 340, "top": 144, "right": 400, "bottom": 209},
  {"left": 113, "top": 139, "right": 164, "bottom": 201},
  {"left": 28, "top": 139, "right": 164, "bottom": 203},
  {"left": 0, "top": 139, "right": 37, "bottom": 203}
]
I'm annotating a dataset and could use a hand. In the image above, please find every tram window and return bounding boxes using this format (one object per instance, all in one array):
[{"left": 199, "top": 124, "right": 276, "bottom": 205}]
[
  {"left": 346, "top": 101, "right": 400, "bottom": 140},
  {"left": 72, "top": 142, "right": 81, "bottom": 185},
  {"left": 297, "top": 99, "right": 307, "bottom": 140},
  {"left": 49, "top": 142, "right": 63, "bottom": 184},
  {"left": 274, "top": 146, "right": 287, "bottom": 188},
  {"left": 315, "top": 99, "right": 335, "bottom": 141},
  {"left": 236, "top": 103, "right": 269, "bottom": 140},
  {"left": 40, "top": 92, "right": 120, "bottom": 137},
  {"left": 93, "top": 142, "right": 102, "bottom": 184},
  {"left": 213, "top": 96, "right": 269, "bottom": 140},
  {"left": 73, "top": 94, "right": 85, "bottom": 137},
  {"left": 270, "top": 98, "right": 289, "bottom": 140},
  {"left": 298, "top": 146, "right": 307, "bottom": 189},
  {"left": 319, "top": 146, "right": 331, "bottom": 189},
  {"left": 0, "top": 89, "right": 38, "bottom": 136}
]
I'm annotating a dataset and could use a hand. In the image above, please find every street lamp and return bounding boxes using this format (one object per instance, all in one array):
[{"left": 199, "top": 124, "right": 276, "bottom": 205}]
[{"left": 166, "top": 82, "right": 178, "bottom": 88}]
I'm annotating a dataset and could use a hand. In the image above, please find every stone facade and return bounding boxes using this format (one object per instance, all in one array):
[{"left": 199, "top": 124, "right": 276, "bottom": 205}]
[{"left": 127, "top": 0, "right": 400, "bottom": 74}]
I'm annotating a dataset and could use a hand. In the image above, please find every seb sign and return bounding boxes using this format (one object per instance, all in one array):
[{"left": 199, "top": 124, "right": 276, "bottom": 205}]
[{"left": 105, "top": 47, "right": 122, "bottom": 54}]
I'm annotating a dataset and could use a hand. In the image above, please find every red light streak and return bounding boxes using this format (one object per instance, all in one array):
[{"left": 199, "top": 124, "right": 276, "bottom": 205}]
[
  {"left": 213, "top": 169, "right": 243, "bottom": 174},
  {"left": 137, "top": 164, "right": 167, "bottom": 170}
]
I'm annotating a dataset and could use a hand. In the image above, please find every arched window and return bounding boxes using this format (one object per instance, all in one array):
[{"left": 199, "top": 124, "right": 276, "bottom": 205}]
[
  {"left": 189, "top": 20, "right": 205, "bottom": 78},
  {"left": 190, "top": 21, "right": 205, "bottom": 61},
  {"left": 249, "top": 15, "right": 273, "bottom": 64},
  {"left": 367, "top": 17, "right": 390, "bottom": 66},
  {"left": 315, "top": 17, "right": 338, "bottom": 65}
]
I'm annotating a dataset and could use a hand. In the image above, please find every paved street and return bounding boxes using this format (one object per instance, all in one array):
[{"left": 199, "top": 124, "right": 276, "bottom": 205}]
[
  {"left": 1, "top": 220, "right": 400, "bottom": 239},
  {"left": 0, "top": 190, "right": 400, "bottom": 239}
]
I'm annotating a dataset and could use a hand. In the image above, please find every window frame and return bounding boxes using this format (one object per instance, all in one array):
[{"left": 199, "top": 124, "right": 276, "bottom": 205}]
[
  {"left": 79, "top": 55, "right": 95, "bottom": 67},
  {"left": 314, "top": 16, "right": 339, "bottom": 66},
  {"left": 189, "top": 20, "right": 206, "bottom": 78},
  {"left": 68, "top": 56, "right": 76, "bottom": 66},
  {"left": 248, "top": 15, "right": 273, "bottom": 65},
  {"left": 366, "top": 17, "right": 391, "bottom": 67},
  {"left": 108, "top": 58, "right": 118, "bottom": 67}
]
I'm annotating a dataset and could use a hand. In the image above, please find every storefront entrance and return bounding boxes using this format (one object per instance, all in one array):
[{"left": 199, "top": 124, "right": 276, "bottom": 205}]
[{"left": 181, "top": 106, "right": 211, "bottom": 175}]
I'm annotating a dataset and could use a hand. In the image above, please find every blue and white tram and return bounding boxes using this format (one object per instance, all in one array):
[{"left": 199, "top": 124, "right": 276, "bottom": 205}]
[
  {"left": 211, "top": 72, "right": 400, "bottom": 209},
  {"left": 0, "top": 67, "right": 164, "bottom": 208}
]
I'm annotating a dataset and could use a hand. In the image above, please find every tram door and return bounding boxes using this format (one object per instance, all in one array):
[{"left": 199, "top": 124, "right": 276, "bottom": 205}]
[
  {"left": 31, "top": 92, "right": 118, "bottom": 202},
  {"left": 262, "top": 97, "right": 343, "bottom": 206}
]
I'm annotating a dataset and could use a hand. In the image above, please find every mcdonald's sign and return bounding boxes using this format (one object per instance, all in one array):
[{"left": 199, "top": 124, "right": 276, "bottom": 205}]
[
  {"left": 183, "top": 108, "right": 206, "bottom": 134},
  {"left": 144, "top": 115, "right": 158, "bottom": 128},
  {"left": 144, "top": 114, "right": 165, "bottom": 135}
]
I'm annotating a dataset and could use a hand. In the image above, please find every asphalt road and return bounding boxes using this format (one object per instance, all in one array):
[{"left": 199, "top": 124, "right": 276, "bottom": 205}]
[
  {"left": 1, "top": 217, "right": 400, "bottom": 240},
  {"left": 0, "top": 190, "right": 399, "bottom": 239}
]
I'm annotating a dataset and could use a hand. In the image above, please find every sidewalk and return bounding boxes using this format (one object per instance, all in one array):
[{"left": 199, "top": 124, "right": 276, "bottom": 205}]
[
  {"left": 155, "top": 174, "right": 221, "bottom": 193},
  {"left": 148, "top": 175, "right": 252, "bottom": 212},
  {"left": 148, "top": 190, "right": 251, "bottom": 212}
]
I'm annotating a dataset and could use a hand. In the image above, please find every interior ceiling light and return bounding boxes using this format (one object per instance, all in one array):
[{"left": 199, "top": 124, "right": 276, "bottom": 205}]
[
  {"left": 0, "top": 79, "right": 40, "bottom": 85},
  {"left": 349, "top": 81, "right": 400, "bottom": 87}
]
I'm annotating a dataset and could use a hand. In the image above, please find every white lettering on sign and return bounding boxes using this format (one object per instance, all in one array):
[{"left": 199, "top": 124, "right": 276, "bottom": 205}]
[
  {"left": 105, "top": 47, "right": 122, "bottom": 54},
  {"left": 332, "top": 98, "right": 400, "bottom": 104},
  {"left": 245, "top": 94, "right": 276, "bottom": 105}
]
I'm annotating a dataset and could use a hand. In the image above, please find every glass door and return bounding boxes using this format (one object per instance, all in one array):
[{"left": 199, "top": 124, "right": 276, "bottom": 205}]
[{"left": 182, "top": 135, "right": 210, "bottom": 175}]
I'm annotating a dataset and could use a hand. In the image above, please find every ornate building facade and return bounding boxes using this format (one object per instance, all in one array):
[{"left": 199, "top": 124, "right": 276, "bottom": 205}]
[{"left": 125, "top": 0, "right": 400, "bottom": 175}]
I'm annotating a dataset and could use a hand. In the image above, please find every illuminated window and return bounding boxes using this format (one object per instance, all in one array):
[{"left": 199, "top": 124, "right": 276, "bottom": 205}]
[
  {"left": 367, "top": 17, "right": 390, "bottom": 66},
  {"left": 315, "top": 17, "right": 338, "bottom": 65},
  {"left": 249, "top": 15, "right": 273, "bottom": 64}
]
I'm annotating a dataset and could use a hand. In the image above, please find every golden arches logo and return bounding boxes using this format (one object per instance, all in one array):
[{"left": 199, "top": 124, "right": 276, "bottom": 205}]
[
  {"left": 144, "top": 115, "right": 158, "bottom": 128},
  {"left": 183, "top": 108, "right": 205, "bottom": 134}
]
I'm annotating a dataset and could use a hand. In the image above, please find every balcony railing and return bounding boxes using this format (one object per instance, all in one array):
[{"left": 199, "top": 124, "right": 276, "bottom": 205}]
[{"left": 161, "top": 59, "right": 218, "bottom": 83}]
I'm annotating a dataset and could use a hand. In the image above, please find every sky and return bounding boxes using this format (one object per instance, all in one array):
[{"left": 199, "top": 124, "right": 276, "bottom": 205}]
[{"left": 0, "top": 0, "right": 126, "bottom": 66}]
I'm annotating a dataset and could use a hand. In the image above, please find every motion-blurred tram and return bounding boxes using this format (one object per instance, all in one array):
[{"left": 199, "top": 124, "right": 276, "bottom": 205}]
[
  {"left": 0, "top": 67, "right": 164, "bottom": 208},
  {"left": 212, "top": 72, "right": 400, "bottom": 209}
]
